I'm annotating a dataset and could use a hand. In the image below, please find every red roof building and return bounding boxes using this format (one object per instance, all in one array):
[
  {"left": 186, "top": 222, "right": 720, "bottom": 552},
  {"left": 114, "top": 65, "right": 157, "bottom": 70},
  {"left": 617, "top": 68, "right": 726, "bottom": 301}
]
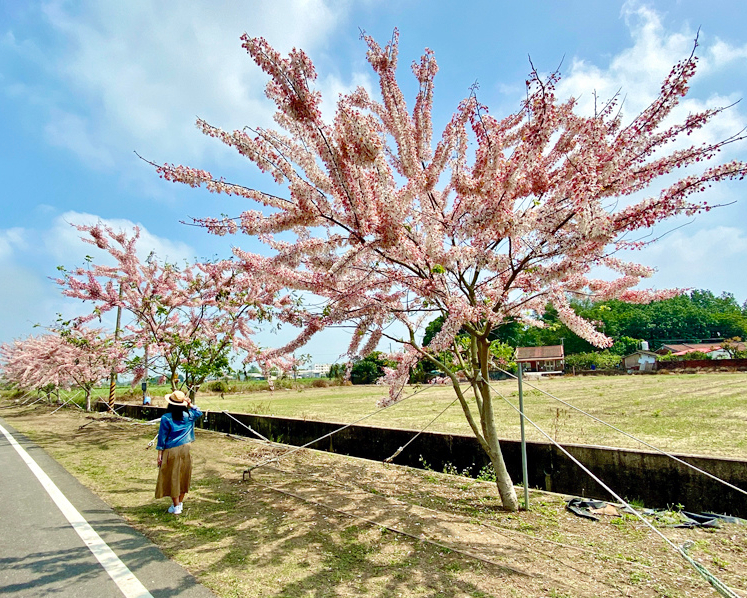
[
  {"left": 515, "top": 345, "right": 565, "bottom": 373},
  {"left": 656, "top": 342, "right": 746, "bottom": 359}
]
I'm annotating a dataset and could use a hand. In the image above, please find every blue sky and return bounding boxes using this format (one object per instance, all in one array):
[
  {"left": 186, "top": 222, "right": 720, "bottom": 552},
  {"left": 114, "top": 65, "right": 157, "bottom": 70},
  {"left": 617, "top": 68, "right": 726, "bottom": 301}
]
[{"left": 1, "top": 0, "right": 746, "bottom": 364}]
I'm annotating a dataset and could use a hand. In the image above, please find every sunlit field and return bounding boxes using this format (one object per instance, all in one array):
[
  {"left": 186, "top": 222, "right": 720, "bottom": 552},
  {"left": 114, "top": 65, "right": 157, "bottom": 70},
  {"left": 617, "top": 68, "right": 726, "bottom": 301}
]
[{"left": 188, "top": 372, "right": 747, "bottom": 458}]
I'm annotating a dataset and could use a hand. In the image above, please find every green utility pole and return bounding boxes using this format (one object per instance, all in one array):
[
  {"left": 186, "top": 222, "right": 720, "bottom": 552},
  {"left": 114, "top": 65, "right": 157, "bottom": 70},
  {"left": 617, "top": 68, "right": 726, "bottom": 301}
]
[
  {"left": 517, "top": 362, "right": 529, "bottom": 510},
  {"left": 142, "top": 343, "right": 149, "bottom": 404}
]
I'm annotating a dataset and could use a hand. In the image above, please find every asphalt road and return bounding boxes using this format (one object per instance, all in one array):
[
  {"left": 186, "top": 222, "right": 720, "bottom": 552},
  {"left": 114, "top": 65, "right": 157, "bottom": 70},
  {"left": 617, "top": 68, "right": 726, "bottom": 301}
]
[{"left": 0, "top": 416, "right": 216, "bottom": 598}]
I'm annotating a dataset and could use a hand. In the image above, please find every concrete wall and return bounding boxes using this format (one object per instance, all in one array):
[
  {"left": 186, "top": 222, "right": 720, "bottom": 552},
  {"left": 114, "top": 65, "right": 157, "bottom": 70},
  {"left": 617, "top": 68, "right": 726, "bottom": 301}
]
[{"left": 108, "top": 403, "right": 747, "bottom": 516}]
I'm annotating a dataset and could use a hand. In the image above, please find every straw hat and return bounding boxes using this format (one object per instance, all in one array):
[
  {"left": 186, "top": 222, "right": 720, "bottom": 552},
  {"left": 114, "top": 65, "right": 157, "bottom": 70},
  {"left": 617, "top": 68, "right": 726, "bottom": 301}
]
[{"left": 164, "top": 390, "right": 189, "bottom": 406}]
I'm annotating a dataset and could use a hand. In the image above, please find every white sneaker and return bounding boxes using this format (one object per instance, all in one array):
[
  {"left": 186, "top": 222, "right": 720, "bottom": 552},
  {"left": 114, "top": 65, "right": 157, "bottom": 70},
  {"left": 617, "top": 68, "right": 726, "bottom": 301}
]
[
  {"left": 174, "top": 503, "right": 183, "bottom": 515},
  {"left": 167, "top": 504, "right": 177, "bottom": 513}
]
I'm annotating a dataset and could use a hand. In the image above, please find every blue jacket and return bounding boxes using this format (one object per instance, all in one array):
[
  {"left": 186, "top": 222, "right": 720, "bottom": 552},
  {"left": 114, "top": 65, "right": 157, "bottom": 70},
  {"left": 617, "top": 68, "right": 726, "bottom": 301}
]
[{"left": 156, "top": 407, "right": 203, "bottom": 451}]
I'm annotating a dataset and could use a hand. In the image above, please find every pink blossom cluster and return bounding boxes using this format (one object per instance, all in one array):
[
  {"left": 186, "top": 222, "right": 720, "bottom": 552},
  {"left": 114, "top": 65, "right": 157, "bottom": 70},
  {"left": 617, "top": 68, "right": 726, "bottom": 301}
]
[
  {"left": 150, "top": 33, "right": 746, "bottom": 402},
  {"left": 0, "top": 328, "right": 126, "bottom": 395},
  {"left": 57, "top": 224, "right": 298, "bottom": 389}
]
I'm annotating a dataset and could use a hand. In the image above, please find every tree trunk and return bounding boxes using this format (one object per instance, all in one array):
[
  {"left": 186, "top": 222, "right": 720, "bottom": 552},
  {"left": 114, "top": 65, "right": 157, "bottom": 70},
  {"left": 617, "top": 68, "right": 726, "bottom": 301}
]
[
  {"left": 478, "top": 338, "right": 519, "bottom": 511},
  {"left": 479, "top": 386, "right": 519, "bottom": 511},
  {"left": 432, "top": 333, "right": 520, "bottom": 511},
  {"left": 487, "top": 442, "right": 519, "bottom": 512},
  {"left": 85, "top": 389, "right": 92, "bottom": 412},
  {"left": 448, "top": 372, "right": 519, "bottom": 511}
]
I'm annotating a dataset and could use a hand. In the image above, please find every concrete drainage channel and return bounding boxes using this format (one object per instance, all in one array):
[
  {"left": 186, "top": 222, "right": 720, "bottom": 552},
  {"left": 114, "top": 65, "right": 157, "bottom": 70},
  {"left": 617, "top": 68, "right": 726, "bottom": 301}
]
[{"left": 102, "top": 402, "right": 747, "bottom": 517}]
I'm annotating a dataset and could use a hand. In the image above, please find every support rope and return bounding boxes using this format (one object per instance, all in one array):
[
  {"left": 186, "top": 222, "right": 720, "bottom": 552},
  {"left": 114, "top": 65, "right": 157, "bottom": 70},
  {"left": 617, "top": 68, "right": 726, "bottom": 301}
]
[
  {"left": 222, "top": 411, "right": 273, "bottom": 443},
  {"left": 20, "top": 391, "right": 39, "bottom": 405},
  {"left": 0, "top": 389, "right": 37, "bottom": 409},
  {"left": 485, "top": 377, "right": 741, "bottom": 598},
  {"left": 495, "top": 367, "right": 747, "bottom": 497},
  {"left": 242, "top": 382, "right": 458, "bottom": 479},
  {"left": 51, "top": 391, "right": 85, "bottom": 414},
  {"left": 263, "top": 461, "right": 650, "bottom": 572},
  {"left": 22, "top": 397, "right": 47, "bottom": 408},
  {"left": 384, "top": 396, "right": 459, "bottom": 463}
]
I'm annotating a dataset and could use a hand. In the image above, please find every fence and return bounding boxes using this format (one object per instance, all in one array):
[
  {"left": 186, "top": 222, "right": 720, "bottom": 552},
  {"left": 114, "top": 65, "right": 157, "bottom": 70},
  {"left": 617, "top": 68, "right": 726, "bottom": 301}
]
[{"left": 656, "top": 358, "right": 747, "bottom": 371}]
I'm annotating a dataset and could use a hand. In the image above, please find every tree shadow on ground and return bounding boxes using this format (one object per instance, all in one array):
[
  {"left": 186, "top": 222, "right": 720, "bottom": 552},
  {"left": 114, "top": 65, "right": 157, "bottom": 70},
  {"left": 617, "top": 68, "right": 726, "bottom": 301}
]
[{"left": 6, "top": 404, "right": 737, "bottom": 598}]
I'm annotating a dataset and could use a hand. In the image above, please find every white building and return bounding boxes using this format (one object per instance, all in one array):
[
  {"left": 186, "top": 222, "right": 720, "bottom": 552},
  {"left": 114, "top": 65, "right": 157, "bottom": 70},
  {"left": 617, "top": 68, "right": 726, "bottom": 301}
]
[
  {"left": 312, "top": 363, "right": 332, "bottom": 376},
  {"left": 622, "top": 350, "right": 658, "bottom": 372}
]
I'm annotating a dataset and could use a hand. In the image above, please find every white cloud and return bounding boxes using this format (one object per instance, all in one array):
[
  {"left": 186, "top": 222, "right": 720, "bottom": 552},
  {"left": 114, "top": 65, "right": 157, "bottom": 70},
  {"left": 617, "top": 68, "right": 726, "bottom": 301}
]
[
  {"left": 31, "top": 0, "right": 356, "bottom": 172},
  {"left": 44, "top": 109, "right": 115, "bottom": 169},
  {"left": 635, "top": 225, "right": 747, "bottom": 297},
  {"left": 47, "top": 211, "right": 196, "bottom": 266},
  {"left": 548, "top": 1, "right": 747, "bottom": 227},
  {"left": 557, "top": 3, "right": 690, "bottom": 117},
  {"left": 0, "top": 228, "right": 27, "bottom": 260},
  {"left": 702, "top": 38, "right": 747, "bottom": 74},
  {"left": 0, "top": 263, "right": 52, "bottom": 340},
  {"left": 0, "top": 260, "right": 113, "bottom": 342},
  {"left": 318, "top": 70, "right": 375, "bottom": 124},
  {"left": 0, "top": 212, "right": 199, "bottom": 343},
  {"left": 555, "top": 1, "right": 747, "bottom": 154}
]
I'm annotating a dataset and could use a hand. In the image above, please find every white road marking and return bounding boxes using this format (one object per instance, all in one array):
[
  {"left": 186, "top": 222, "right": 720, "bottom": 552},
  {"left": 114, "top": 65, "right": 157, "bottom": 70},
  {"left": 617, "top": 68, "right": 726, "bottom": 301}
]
[{"left": 0, "top": 423, "right": 153, "bottom": 598}]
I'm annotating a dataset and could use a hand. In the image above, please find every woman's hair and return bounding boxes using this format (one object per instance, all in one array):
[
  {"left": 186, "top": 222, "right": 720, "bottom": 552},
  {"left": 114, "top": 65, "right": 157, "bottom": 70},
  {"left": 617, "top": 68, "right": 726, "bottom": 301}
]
[{"left": 167, "top": 403, "right": 189, "bottom": 421}]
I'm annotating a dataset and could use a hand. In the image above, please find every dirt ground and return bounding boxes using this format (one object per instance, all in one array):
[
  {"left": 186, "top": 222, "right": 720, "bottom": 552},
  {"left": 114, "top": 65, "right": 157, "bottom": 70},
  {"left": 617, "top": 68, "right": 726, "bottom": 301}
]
[{"left": 3, "top": 400, "right": 747, "bottom": 598}]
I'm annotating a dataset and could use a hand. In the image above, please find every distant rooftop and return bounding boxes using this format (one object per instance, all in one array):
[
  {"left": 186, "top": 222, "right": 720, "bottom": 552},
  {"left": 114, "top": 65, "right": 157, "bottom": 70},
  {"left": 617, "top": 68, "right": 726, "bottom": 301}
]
[
  {"left": 657, "top": 342, "right": 745, "bottom": 354},
  {"left": 515, "top": 345, "right": 564, "bottom": 362}
]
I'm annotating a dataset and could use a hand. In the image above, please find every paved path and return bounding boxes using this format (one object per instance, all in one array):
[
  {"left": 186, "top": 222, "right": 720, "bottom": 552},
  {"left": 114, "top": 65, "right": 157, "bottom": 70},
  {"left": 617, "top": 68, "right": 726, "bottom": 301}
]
[{"left": 0, "top": 416, "right": 216, "bottom": 598}]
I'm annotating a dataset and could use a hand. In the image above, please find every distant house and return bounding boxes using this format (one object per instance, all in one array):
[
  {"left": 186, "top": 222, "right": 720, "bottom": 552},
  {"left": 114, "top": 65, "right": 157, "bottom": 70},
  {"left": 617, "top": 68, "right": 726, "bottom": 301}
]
[
  {"left": 656, "top": 342, "right": 746, "bottom": 360},
  {"left": 622, "top": 350, "right": 658, "bottom": 372},
  {"left": 312, "top": 363, "right": 333, "bottom": 376},
  {"left": 515, "top": 345, "right": 565, "bottom": 373}
]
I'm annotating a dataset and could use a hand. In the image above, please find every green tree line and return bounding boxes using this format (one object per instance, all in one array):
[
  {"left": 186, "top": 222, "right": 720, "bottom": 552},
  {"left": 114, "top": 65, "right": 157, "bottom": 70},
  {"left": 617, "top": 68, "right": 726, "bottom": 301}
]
[
  {"left": 335, "top": 291, "right": 747, "bottom": 383},
  {"left": 490, "top": 290, "right": 747, "bottom": 354}
]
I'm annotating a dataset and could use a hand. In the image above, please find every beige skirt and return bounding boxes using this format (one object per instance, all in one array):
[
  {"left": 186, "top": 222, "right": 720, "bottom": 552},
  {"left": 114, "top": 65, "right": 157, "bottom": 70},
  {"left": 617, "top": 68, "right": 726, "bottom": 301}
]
[{"left": 155, "top": 443, "right": 192, "bottom": 499}]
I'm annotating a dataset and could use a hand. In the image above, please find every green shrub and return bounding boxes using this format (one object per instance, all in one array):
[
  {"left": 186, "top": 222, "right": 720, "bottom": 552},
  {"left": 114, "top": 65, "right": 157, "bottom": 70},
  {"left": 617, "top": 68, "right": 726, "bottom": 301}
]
[
  {"left": 565, "top": 351, "right": 622, "bottom": 370},
  {"left": 658, "top": 351, "right": 712, "bottom": 362},
  {"left": 350, "top": 352, "right": 396, "bottom": 384},
  {"left": 207, "top": 380, "right": 233, "bottom": 393}
]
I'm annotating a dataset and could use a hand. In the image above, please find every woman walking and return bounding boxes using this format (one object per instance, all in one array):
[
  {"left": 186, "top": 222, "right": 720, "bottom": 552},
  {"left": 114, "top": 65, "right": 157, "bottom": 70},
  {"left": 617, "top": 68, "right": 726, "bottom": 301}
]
[{"left": 155, "top": 390, "right": 203, "bottom": 515}]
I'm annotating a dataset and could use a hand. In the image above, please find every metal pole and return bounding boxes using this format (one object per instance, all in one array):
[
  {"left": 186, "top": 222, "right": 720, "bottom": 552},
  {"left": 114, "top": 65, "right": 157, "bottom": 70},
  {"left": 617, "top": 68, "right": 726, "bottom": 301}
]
[
  {"left": 108, "top": 282, "right": 124, "bottom": 408},
  {"left": 518, "top": 362, "right": 529, "bottom": 510},
  {"left": 142, "top": 343, "right": 149, "bottom": 403}
]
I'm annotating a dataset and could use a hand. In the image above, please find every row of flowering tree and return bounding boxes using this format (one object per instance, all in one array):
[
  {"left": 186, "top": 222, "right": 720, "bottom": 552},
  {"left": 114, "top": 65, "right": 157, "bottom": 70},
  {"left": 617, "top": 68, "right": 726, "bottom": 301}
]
[
  {"left": 150, "top": 31, "right": 746, "bottom": 511},
  {"left": 56, "top": 223, "right": 297, "bottom": 399},
  {"left": 0, "top": 328, "right": 126, "bottom": 411}
]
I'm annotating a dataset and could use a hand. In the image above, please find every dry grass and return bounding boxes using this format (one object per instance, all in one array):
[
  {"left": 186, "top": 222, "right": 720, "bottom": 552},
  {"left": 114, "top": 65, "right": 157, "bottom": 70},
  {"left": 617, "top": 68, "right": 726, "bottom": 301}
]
[
  {"left": 179, "top": 372, "right": 747, "bottom": 459},
  {"left": 3, "top": 401, "right": 747, "bottom": 598}
]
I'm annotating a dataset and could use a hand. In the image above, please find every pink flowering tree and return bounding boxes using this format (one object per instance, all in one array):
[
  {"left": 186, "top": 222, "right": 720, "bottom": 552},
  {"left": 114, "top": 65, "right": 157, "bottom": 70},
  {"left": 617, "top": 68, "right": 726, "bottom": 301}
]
[
  {"left": 57, "top": 224, "right": 290, "bottom": 399},
  {"left": 0, "top": 334, "right": 68, "bottom": 400},
  {"left": 55, "top": 326, "right": 128, "bottom": 411},
  {"left": 152, "top": 33, "right": 746, "bottom": 511},
  {"left": 0, "top": 329, "right": 127, "bottom": 411}
]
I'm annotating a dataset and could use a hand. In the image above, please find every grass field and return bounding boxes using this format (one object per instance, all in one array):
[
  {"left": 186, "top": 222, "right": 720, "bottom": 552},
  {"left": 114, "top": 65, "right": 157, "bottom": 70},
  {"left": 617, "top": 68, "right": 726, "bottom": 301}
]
[
  {"left": 188, "top": 372, "right": 747, "bottom": 459},
  {"left": 11, "top": 370, "right": 747, "bottom": 458},
  {"left": 3, "top": 403, "right": 746, "bottom": 598}
]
